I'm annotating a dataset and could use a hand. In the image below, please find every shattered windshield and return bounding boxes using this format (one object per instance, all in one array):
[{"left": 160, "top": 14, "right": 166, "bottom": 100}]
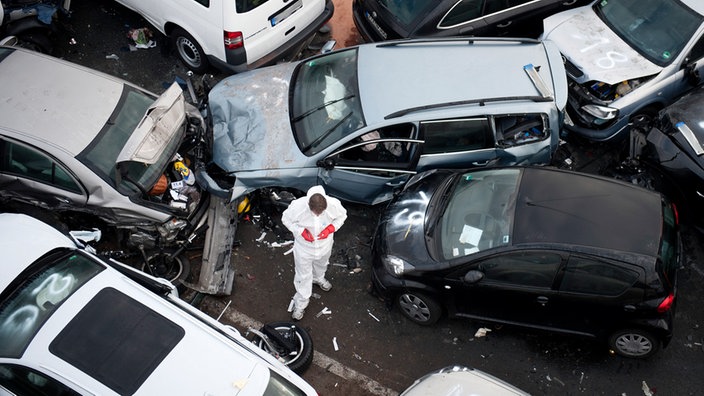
[
  {"left": 291, "top": 48, "right": 365, "bottom": 156},
  {"left": 439, "top": 168, "right": 519, "bottom": 260},
  {"left": 596, "top": 0, "right": 703, "bottom": 67},
  {"left": 377, "top": 0, "right": 434, "bottom": 27},
  {"left": 78, "top": 87, "right": 184, "bottom": 194}
]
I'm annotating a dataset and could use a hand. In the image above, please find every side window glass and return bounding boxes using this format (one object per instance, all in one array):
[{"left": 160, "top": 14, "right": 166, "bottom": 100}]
[
  {"left": 495, "top": 114, "right": 547, "bottom": 147},
  {"left": 421, "top": 118, "right": 494, "bottom": 154},
  {"left": 440, "top": 0, "right": 485, "bottom": 28},
  {"left": 236, "top": 0, "right": 269, "bottom": 13},
  {"left": 338, "top": 124, "right": 415, "bottom": 164},
  {"left": 1, "top": 140, "right": 82, "bottom": 194},
  {"left": 0, "top": 364, "right": 80, "bottom": 395},
  {"left": 194, "top": 0, "right": 209, "bottom": 6},
  {"left": 477, "top": 252, "right": 561, "bottom": 288},
  {"left": 560, "top": 256, "right": 639, "bottom": 296}
]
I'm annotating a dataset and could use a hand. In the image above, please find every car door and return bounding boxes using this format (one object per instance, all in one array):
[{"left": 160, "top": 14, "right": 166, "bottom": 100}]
[
  {"left": 416, "top": 117, "right": 498, "bottom": 171},
  {"left": 318, "top": 124, "right": 422, "bottom": 205},
  {"left": 0, "top": 138, "right": 87, "bottom": 209},
  {"left": 443, "top": 250, "right": 563, "bottom": 327},
  {"left": 547, "top": 254, "right": 645, "bottom": 337}
]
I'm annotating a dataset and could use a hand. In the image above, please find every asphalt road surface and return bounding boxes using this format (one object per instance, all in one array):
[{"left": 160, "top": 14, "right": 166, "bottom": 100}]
[{"left": 44, "top": 0, "right": 704, "bottom": 394}]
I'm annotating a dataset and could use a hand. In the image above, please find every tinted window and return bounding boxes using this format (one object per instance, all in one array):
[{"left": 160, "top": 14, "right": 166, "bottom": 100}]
[
  {"left": 658, "top": 201, "right": 679, "bottom": 289},
  {"left": 560, "top": 256, "right": 639, "bottom": 296},
  {"left": 478, "top": 251, "right": 561, "bottom": 288},
  {"left": 421, "top": 118, "right": 493, "bottom": 154},
  {"left": 495, "top": 114, "right": 547, "bottom": 147},
  {"left": 1, "top": 140, "right": 82, "bottom": 194},
  {"left": 0, "top": 251, "right": 103, "bottom": 358},
  {"left": 377, "top": 0, "right": 435, "bottom": 26},
  {"left": 0, "top": 364, "right": 80, "bottom": 396},
  {"left": 49, "top": 287, "right": 185, "bottom": 395},
  {"left": 236, "top": 0, "right": 269, "bottom": 13},
  {"left": 441, "top": 0, "right": 485, "bottom": 27}
]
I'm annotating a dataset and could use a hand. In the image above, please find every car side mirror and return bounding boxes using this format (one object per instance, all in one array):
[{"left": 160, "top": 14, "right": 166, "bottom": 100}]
[
  {"left": 463, "top": 270, "right": 484, "bottom": 284},
  {"left": 317, "top": 158, "right": 335, "bottom": 170}
]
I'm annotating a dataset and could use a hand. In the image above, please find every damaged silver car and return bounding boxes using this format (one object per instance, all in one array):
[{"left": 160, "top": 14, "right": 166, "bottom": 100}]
[
  {"left": 542, "top": 0, "right": 704, "bottom": 141},
  {"left": 209, "top": 37, "right": 568, "bottom": 205},
  {"left": 0, "top": 46, "right": 236, "bottom": 294}
]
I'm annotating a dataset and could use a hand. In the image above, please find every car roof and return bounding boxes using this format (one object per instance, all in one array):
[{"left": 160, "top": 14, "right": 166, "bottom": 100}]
[
  {"left": 0, "top": 47, "right": 126, "bottom": 155},
  {"left": 512, "top": 168, "right": 663, "bottom": 256},
  {"left": 0, "top": 213, "right": 75, "bottom": 293},
  {"left": 356, "top": 38, "right": 564, "bottom": 124}
]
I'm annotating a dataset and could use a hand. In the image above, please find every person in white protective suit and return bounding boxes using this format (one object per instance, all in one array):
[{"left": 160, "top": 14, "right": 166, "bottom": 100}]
[{"left": 282, "top": 186, "right": 347, "bottom": 321}]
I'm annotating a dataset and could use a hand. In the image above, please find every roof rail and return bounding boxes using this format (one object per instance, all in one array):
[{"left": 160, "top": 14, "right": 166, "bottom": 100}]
[{"left": 376, "top": 37, "right": 541, "bottom": 48}]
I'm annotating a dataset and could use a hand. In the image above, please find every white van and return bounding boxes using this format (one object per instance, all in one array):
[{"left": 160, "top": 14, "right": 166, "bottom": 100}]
[{"left": 115, "top": 0, "right": 334, "bottom": 73}]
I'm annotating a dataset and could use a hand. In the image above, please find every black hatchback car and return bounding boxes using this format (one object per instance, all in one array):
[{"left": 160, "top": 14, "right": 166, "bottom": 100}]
[
  {"left": 371, "top": 166, "right": 680, "bottom": 358},
  {"left": 352, "top": 0, "right": 592, "bottom": 42}
]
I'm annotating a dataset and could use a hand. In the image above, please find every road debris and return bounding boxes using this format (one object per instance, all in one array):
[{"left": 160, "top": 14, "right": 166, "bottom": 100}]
[
  {"left": 474, "top": 327, "right": 492, "bottom": 338},
  {"left": 316, "top": 307, "right": 332, "bottom": 318},
  {"left": 367, "top": 310, "right": 380, "bottom": 322},
  {"left": 333, "top": 337, "right": 339, "bottom": 351}
]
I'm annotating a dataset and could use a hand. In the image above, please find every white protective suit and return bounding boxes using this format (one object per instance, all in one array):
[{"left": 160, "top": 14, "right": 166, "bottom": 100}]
[{"left": 281, "top": 186, "right": 347, "bottom": 311}]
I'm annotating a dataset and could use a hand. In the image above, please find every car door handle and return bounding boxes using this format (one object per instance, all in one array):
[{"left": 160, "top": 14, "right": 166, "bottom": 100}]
[
  {"left": 623, "top": 305, "right": 636, "bottom": 312},
  {"left": 562, "top": 0, "right": 577, "bottom": 5},
  {"left": 536, "top": 296, "right": 549, "bottom": 306},
  {"left": 497, "top": 21, "right": 512, "bottom": 28},
  {"left": 471, "top": 160, "right": 490, "bottom": 166},
  {"left": 385, "top": 180, "right": 406, "bottom": 187},
  {"left": 54, "top": 196, "right": 70, "bottom": 204}
]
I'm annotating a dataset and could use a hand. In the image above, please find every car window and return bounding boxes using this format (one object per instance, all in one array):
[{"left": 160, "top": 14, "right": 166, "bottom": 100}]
[
  {"left": 236, "top": 0, "right": 269, "bottom": 13},
  {"left": 192, "top": 0, "right": 209, "bottom": 6},
  {"left": 477, "top": 251, "right": 561, "bottom": 288},
  {"left": 0, "top": 251, "right": 104, "bottom": 358},
  {"left": 0, "top": 364, "right": 80, "bottom": 396},
  {"left": 495, "top": 114, "right": 548, "bottom": 147},
  {"left": 658, "top": 201, "right": 679, "bottom": 289},
  {"left": 291, "top": 48, "right": 365, "bottom": 156},
  {"left": 440, "top": 0, "right": 485, "bottom": 27},
  {"left": 559, "top": 256, "right": 639, "bottom": 296},
  {"left": 377, "top": 0, "right": 435, "bottom": 26},
  {"left": 1, "top": 140, "right": 82, "bottom": 194},
  {"left": 420, "top": 118, "right": 494, "bottom": 154},
  {"left": 337, "top": 124, "right": 415, "bottom": 164},
  {"left": 595, "top": 0, "right": 703, "bottom": 67},
  {"left": 688, "top": 35, "right": 704, "bottom": 62}
]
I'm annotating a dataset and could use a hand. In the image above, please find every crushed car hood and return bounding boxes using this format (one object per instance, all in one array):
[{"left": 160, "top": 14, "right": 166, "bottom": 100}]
[
  {"left": 209, "top": 62, "right": 309, "bottom": 173},
  {"left": 543, "top": 7, "right": 661, "bottom": 85},
  {"left": 117, "top": 82, "right": 186, "bottom": 164}
]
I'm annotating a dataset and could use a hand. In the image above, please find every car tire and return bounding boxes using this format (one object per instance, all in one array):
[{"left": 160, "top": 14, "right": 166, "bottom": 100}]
[
  {"left": 608, "top": 328, "right": 660, "bottom": 359},
  {"left": 397, "top": 291, "right": 442, "bottom": 325},
  {"left": 141, "top": 249, "right": 191, "bottom": 286},
  {"left": 629, "top": 107, "right": 659, "bottom": 132},
  {"left": 171, "top": 27, "right": 208, "bottom": 74},
  {"left": 252, "top": 322, "right": 314, "bottom": 374}
]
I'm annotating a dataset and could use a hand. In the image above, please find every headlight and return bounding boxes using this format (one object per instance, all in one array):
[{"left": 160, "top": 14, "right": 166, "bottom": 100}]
[
  {"left": 381, "top": 255, "right": 414, "bottom": 276},
  {"left": 582, "top": 104, "right": 619, "bottom": 122}
]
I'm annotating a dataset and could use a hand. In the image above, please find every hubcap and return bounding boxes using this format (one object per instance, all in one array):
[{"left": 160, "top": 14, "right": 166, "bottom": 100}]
[
  {"left": 399, "top": 294, "right": 430, "bottom": 322},
  {"left": 176, "top": 37, "right": 202, "bottom": 68},
  {"left": 615, "top": 333, "right": 652, "bottom": 356}
]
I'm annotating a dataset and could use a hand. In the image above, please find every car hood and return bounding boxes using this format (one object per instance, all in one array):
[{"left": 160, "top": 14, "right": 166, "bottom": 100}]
[
  {"left": 380, "top": 170, "right": 454, "bottom": 266},
  {"left": 117, "top": 82, "right": 186, "bottom": 164},
  {"left": 209, "top": 62, "right": 309, "bottom": 174},
  {"left": 543, "top": 7, "right": 661, "bottom": 85}
]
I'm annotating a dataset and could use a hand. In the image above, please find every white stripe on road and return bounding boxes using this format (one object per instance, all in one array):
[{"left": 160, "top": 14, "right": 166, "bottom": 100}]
[{"left": 210, "top": 298, "right": 399, "bottom": 396}]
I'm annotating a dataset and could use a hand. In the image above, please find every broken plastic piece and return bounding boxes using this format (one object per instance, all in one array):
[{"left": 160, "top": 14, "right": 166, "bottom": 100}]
[{"left": 474, "top": 327, "right": 492, "bottom": 338}]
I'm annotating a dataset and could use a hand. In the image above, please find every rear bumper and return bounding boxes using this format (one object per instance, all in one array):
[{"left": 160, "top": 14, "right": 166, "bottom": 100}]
[{"left": 212, "top": 0, "right": 335, "bottom": 73}]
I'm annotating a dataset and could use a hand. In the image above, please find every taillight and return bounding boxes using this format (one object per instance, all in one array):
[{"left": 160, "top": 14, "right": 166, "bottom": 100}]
[
  {"left": 672, "top": 202, "right": 679, "bottom": 225},
  {"left": 657, "top": 293, "right": 674, "bottom": 313},
  {"left": 224, "top": 31, "right": 243, "bottom": 49}
]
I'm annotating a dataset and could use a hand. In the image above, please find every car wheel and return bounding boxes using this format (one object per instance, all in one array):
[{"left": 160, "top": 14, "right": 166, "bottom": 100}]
[
  {"left": 141, "top": 249, "right": 191, "bottom": 286},
  {"left": 629, "top": 107, "right": 659, "bottom": 132},
  {"left": 397, "top": 291, "right": 442, "bottom": 325},
  {"left": 608, "top": 329, "right": 660, "bottom": 358},
  {"left": 171, "top": 27, "right": 208, "bottom": 74},
  {"left": 251, "top": 322, "right": 314, "bottom": 374}
]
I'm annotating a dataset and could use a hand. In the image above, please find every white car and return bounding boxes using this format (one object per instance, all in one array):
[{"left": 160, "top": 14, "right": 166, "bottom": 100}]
[
  {"left": 401, "top": 366, "right": 529, "bottom": 396},
  {"left": 0, "top": 213, "right": 317, "bottom": 395},
  {"left": 114, "top": 0, "right": 334, "bottom": 73},
  {"left": 542, "top": 0, "right": 704, "bottom": 141}
]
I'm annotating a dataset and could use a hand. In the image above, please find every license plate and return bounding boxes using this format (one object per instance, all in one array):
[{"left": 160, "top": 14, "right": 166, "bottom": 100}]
[{"left": 270, "top": 0, "right": 303, "bottom": 27}]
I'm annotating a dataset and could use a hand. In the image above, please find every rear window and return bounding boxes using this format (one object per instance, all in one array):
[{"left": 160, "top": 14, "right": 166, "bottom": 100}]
[
  {"left": 236, "top": 0, "right": 270, "bottom": 13},
  {"left": 377, "top": 0, "right": 434, "bottom": 27},
  {"left": 49, "top": 287, "right": 185, "bottom": 395}
]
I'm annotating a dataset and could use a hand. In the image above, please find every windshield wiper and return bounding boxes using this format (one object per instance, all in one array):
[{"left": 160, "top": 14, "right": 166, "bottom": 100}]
[
  {"left": 301, "top": 112, "right": 353, "bottom": 153},
  {"left": 292, "top": 94, "right": 356, "bottom": 123}
]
